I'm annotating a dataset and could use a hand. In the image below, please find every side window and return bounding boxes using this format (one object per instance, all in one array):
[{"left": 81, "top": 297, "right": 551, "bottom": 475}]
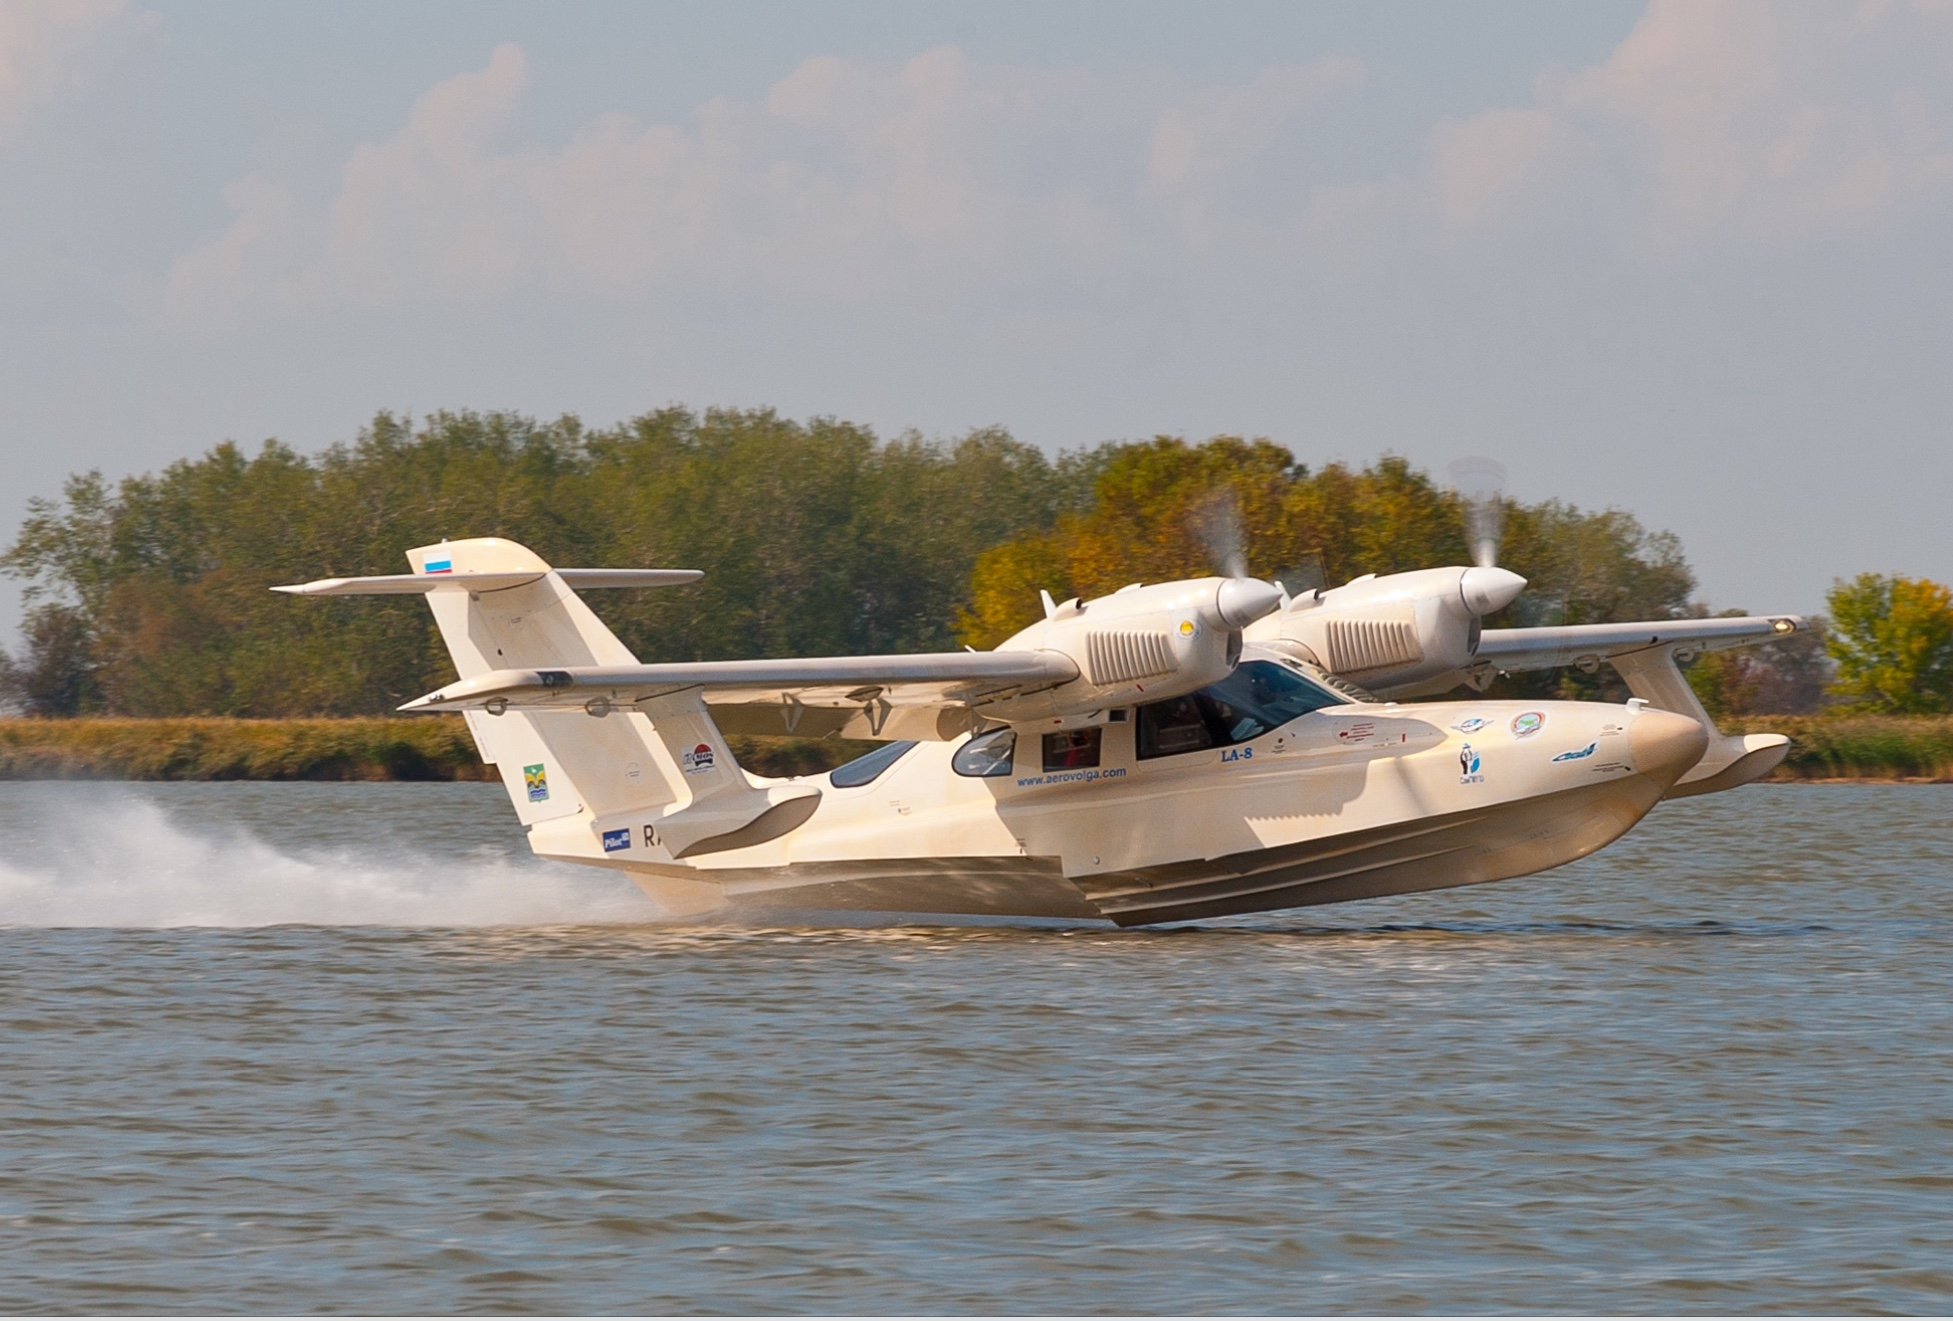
[
  {"left": 1137, "top": 695, "right": 1216, "bottom": 759},
  {"left": 951, "top": 729, "right": 1016, "bottom": 778},
  {"left": 1041, "top": 727, "right": 1101, "bottom": 772},
  {"left": 829, "top": 740, "right": 918, "bottom": 788}
]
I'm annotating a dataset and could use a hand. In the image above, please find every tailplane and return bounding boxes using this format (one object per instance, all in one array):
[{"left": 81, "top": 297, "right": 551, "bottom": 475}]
[{"left": 275, "top": 538, "right": 818, "bottom": 877}]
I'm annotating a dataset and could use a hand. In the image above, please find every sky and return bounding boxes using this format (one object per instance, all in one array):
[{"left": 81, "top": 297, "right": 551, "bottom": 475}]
[{"left": 3, "top": 0, "right": 1950, "bottom": 649}]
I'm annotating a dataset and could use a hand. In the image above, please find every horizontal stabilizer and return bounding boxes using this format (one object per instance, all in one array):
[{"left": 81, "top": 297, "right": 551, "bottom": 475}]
[{"left": 272, "top": 568, "right": 703, "bottom": 596}]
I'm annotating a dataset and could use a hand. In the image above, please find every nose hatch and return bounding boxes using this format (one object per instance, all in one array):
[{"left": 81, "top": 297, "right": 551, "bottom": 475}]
[{"left": 1627, "top": 708, "right": 1710, "bottom": 787}]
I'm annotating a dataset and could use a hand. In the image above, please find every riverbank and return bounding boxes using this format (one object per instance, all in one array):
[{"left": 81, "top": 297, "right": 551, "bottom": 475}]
[
  {"left": 1, "top": 715, "right": 1948, "bottom": 783},
  {"left": 1724, "top": 715, "right": 1953, "bottom": 782},
  {"left": 0, "top": 718, "right": 866, "bottom": 782}
]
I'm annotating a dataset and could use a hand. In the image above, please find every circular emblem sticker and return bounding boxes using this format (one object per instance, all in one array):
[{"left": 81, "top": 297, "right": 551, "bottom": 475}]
[
  {"left": 1178, "top": 619, "right": 1197, "bottom": 638},
  {"left": 1510, "top": 711, "right": 1545, "bottom": 739}
]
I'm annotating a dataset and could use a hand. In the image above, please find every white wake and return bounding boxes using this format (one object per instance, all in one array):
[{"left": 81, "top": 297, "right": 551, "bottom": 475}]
[{"left": 0, "top": 794, "right": 660, "bottom": 928}]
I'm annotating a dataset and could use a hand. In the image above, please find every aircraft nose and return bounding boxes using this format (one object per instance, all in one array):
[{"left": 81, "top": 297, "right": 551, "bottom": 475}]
[
  {"left": 1627, "top": 708, "right": 1709, "bottom": 788},
  {"left": 1215, "top": 577, "right": 1285, "bottom": 629}
]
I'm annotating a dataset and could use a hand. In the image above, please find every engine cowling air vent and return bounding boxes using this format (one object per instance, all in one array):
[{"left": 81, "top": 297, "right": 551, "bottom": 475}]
[
  {"left": 1084, "top": 630, "right": 1176, "bottom": 686},
  {"left": 1324, "top": 617, "right": 1422, "bottom": 674}
]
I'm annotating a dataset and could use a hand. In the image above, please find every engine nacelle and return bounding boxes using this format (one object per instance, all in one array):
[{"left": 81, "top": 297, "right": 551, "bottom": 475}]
[
  {"left": 983, "top": 576, "right": 1282, "bottom": 725},
  {"left": 1243, "top": 565, "right": 1525, "bottom": 696}
]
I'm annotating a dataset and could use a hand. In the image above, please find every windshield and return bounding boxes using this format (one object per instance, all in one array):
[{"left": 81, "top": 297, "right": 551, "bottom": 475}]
[{"left": 1136, "top": 660, "right": 1348, "bottom": 759}]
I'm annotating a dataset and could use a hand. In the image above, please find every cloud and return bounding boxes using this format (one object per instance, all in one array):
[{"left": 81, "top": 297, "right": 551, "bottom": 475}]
[
  {"left": 1428, "top": 0, "right": 1953, "bottom": 240},
  {"left": 1147, "top": 58, "right": 1366, "bottom": 250},
  {"left": 0, "top": 0, "right": 133, "bottom": 135},
  {"left": 166, "top": 4, "right": 1953, "bottom": 323},
  {"left": 164, "top": 44, "right": 1365, "bottom": 318}
]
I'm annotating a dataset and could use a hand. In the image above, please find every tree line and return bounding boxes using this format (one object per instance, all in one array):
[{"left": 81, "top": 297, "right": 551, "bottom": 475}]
[{"left": 0, "top": 407, "right": 1939, "bottom": 718}]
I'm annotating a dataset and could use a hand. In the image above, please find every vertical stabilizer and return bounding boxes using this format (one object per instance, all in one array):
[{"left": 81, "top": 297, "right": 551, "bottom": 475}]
[{"left": 401, "top": 538, "right": 817, "bottom": 864}]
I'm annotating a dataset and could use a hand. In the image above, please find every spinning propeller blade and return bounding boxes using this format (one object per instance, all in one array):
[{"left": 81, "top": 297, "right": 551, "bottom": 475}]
[
  {"left": 1450, "top": 457, "right": 1508, "bottom": 571},
  {"left": 1193, "top": 489, "right": 1250, "bottom": 581}
]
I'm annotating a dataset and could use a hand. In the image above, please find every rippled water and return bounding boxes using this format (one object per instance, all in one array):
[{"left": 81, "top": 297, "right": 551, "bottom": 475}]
[{"left": 1, "top": 781, "right": 1949, "bottom": 1314}]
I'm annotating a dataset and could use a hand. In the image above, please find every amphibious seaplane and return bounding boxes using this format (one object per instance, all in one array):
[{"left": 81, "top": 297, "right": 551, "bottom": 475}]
[{"left": 277, "top": 537, "right": 1800, "bottom": 925}]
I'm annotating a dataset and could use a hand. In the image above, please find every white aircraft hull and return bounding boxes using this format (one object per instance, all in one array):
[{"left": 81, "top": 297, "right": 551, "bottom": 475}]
[
  {"left": 277, "top": 537, "right": 1742, "bottom": 928},
  {"left": 570, "top": 697, "right": 1705, "bottom": 925}
]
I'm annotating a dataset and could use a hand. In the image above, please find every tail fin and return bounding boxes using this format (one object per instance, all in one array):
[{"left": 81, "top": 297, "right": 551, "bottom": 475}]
[{"left": 279, "top": 537, "right": 818, "bottom": 869}]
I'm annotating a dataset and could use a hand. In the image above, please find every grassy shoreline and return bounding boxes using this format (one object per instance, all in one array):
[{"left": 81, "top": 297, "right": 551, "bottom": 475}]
[
  {"left": 1, "top": 715, "right": 1948, "bottom": 784},
  {"left": 1722, "top": 716, "right": 1953, "bottom": 783}
]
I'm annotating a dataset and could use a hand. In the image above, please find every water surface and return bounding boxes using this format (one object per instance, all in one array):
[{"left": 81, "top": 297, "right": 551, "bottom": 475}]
[{"left": 1, "top": 782, "right": 1948, "bottom": 1313}]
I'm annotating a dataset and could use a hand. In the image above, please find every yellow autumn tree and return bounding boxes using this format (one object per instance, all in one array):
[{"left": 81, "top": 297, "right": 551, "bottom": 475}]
[{"left": 958, "top": 439, "right": 1695, "bottom": 651}]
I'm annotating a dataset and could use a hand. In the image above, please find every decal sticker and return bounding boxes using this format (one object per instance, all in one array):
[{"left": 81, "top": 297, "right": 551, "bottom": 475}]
[
  {"left": 680, "top": 743, "right": 716, "bottom": 774},
  {"left": 1552, "top": 742, "right": 1599, "bottom": 763},
  {"left": 1453, "top": 717, "right": 1490, "bottom": 734},
  {"left": 1509, "top": 711, "right": 1545, "bottom": 739},
  {"left": 643, "top": 823, "right": 661, "bottom": 849},
  {"left": 523, "top": 763, "right": 549, "bottom": 802},
  {"left": 1591, "top": 761, "right": 1630, "bottom": 775},
  {"left": 1337, "top": 722, "right": 1377, "bottom": 743},
  {"left": 425, "top": 558, "right": 453, "bottom": 574},
  {"left": 1458, "top": 742, "right": 1485, "bottom": 784},
  {"left": 601, "top": 828, "right": 632, "bottom": 852},
  {"left": 1221, "top": 747, "right": 1253, "bottom": 763},
  {"left": 1177, "top": 618, "right": 1198, "bottom": 639},
  {"left": 1600, "top": 722, "right": 1626, "bottom": 738}
]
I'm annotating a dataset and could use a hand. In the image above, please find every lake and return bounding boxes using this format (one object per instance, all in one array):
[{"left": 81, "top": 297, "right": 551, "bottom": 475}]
[{"left": 1, "top": 781, "right": 1948, "bottom": 1313}]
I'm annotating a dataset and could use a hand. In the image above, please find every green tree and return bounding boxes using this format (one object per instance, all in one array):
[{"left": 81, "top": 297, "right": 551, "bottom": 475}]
[
  {"left": 1, "top": 603, "right": 102, "bottom": 716},
  {"left": 1824, "top": 574, "right": 1953, "bottom": 713},
  {"left": 2, "top": 407, "right": 1094, "bottom": 716}
]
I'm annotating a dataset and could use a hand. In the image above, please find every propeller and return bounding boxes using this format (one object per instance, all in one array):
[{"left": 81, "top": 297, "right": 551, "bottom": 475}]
[
  {"left": 1449, "top": 457, "right": 1508, "bottom": 570},
  {"left": 1449, "top": 458, "right": 1527, "bottom": 617},
  {"left": 1192, "top": 488, "right": 1250, "bottom": 580},
  {"left": 1190, "top": 489, "right": 1287, "bottom": 626}
]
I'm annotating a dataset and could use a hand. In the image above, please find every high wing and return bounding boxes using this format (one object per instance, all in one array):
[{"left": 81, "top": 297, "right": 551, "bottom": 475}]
[
  {"left": 399, "top": 652, "right": 1082, "bottom": 741},
  {"left": 1474, "top": 615, "right": 1802, "bottom": 674}
]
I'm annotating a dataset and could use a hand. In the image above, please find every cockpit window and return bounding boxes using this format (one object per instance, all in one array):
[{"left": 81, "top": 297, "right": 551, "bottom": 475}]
[
  {"left": 951, "top": 728, "right": 1016, "bottom": 778},
  {"left": 1290, "top": 660, "right": 1377, "bottom": 703},
  {"left": 1136, "top": 660, "right": 1347, "bottom": 760},
  {"left": 829, "top": 740, "right": 918, "bottom": 787}
]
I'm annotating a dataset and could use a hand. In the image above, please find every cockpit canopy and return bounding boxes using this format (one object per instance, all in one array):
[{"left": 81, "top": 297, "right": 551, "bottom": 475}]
[{"left": 1135, "top": 658, "right": 1348, "bottom": 758}]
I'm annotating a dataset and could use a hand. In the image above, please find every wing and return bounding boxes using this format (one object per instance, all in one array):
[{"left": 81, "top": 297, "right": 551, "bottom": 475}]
[
  {"left": 398, "top": 651, "right": 1082, "bottom": 740},
  {"left": 1475, "top": 615, "right": 1804, "bottom": 673}
]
